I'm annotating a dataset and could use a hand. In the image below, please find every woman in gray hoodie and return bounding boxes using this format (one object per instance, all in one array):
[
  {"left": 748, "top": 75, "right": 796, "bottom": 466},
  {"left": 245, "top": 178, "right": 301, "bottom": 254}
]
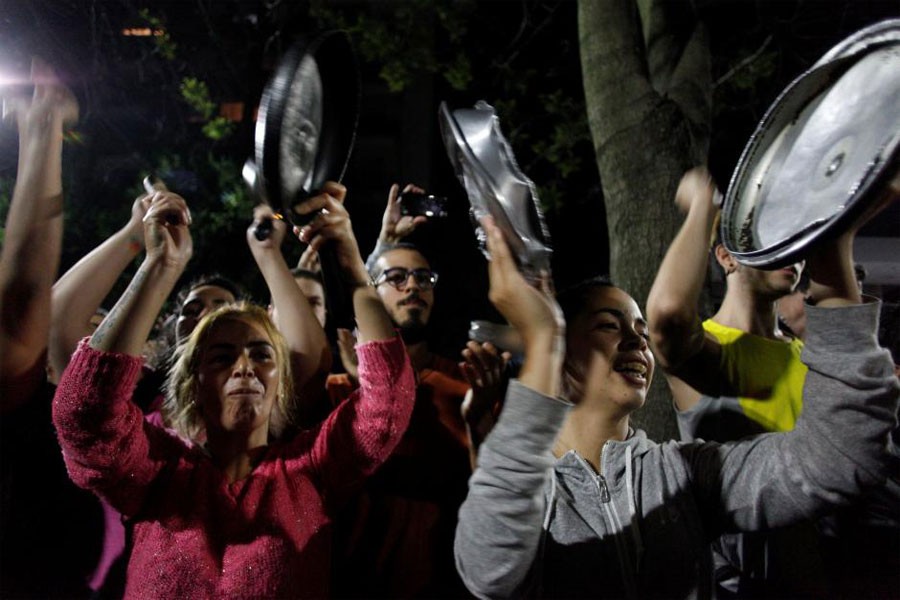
[{"left": 455, "top": 213, "right": 899, "bottom": 599}]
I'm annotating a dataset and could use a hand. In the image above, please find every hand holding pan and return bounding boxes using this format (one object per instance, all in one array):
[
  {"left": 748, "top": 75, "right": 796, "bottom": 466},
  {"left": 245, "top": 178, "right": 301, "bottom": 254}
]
[
  {"left": 439, "top": 101, "right": 552, "bottom": 280},
  {"left": 252, "top": 30, "right": 359, "bottom": 231},
  {"left": 249, "top": 30, "right": 361, "bottom": 327},
  {"left": 721, "top": 19, "right": 900, "bottom": 268},
  {"left": 439, "top": 101, "right": 553, "bottom": 351}
]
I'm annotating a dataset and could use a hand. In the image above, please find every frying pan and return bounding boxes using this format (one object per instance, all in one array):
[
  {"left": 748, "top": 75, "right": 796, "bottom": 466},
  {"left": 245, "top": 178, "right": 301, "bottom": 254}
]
[{"left": 248, "top": 30, "right": 360, "bottom": 327}]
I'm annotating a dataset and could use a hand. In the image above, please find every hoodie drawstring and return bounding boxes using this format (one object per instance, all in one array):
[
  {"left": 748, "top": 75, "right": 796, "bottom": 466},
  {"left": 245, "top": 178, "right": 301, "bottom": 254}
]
[{"left": 625, "top": 445, "right": 645, "bottom": 574}]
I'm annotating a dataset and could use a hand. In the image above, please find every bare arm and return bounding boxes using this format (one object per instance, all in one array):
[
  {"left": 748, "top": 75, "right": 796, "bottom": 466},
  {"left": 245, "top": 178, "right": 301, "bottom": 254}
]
[
  {"left": 296, "top": 182, "right": 396, "bottom": 344},
  {"left": 693, "top": 166, "right": 900, "bottom": 535},
  {"left": 90, "top": 191, "right": 192, "bottom": 356},
  {"left": 646, "top": 167, "right": 724, "bottom": 397},
  {"left": 52, "top": 188, "right": 188, "bottom": 512},
  {"left": 48, "top": 195, "right": 149, "bottom": 382},
  {"left": 248, "top": 204, "right": 330, "bottom": 389},
  {"left": 0, "top": 59, "right": 76, "bottom": 408}
]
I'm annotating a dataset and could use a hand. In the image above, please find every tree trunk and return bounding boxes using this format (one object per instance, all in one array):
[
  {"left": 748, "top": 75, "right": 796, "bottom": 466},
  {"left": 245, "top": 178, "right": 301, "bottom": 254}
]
[{"left": 578, "top": 0, "right": 710, "bottom": 440}]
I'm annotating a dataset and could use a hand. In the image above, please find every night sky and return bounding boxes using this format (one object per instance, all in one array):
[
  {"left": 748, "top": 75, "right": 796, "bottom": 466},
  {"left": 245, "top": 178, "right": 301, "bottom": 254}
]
[{"left": 1, "top": 0, "right": 897, "bottom": 358}]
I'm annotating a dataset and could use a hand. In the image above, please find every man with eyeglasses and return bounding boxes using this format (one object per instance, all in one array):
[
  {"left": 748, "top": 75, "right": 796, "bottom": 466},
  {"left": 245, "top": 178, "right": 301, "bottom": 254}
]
[
  {"left": 371, "top": 248, "right": 438, "bottom": 348},
  {"left": 326, "top": 184, "right": 472, "bottom": 599}
]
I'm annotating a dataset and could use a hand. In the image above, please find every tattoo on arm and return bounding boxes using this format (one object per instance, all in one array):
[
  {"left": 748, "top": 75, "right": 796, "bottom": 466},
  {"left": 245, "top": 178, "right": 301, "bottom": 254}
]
[{"left": 91, "top": 268, "right": 148, "bottom": 347}]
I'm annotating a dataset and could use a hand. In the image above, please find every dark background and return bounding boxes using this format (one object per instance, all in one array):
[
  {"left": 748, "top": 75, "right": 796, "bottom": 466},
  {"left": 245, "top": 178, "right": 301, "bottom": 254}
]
[{"left": 0, "top": 0, "right": 897, "bottom": 359}]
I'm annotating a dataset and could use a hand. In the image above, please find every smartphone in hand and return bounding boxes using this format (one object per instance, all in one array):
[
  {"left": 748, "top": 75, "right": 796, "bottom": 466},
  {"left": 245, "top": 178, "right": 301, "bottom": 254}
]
[{"left": 399, "top": 191, "right": 449, "bottom": 218}]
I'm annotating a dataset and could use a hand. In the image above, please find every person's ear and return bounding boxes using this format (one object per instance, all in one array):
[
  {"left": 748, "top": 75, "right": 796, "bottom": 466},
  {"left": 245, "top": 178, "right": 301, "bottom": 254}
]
[{"left": 713, "top": 244, "right": 738, "bottom": 276}]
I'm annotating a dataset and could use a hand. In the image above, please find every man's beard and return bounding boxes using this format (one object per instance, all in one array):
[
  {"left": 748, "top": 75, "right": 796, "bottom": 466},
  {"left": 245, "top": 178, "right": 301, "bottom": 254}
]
[{"left": 397, "top": 309, "right": 428, "bottom": 344}]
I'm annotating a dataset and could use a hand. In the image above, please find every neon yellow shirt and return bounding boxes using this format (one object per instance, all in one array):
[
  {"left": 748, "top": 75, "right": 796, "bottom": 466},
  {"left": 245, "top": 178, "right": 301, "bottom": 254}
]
[{"left": 703, "top": 319, "right": 807, "bottom": 432}]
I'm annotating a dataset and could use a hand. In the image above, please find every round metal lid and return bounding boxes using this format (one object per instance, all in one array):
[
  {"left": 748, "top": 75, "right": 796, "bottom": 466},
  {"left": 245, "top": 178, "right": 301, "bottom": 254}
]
[{"left": 721, "top": 19, "right": 900, "bottom": 268}]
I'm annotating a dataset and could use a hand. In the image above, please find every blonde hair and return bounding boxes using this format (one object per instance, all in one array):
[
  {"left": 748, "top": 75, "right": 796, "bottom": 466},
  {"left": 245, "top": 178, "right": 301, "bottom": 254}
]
[{"left": 164, "top": 301, "right": 294, "bottom": 442}]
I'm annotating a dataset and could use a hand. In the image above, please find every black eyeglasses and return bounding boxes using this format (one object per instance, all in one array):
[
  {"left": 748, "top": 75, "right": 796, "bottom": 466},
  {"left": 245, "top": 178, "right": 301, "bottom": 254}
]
[{"left": 374, "top": 267, "right": 439, "bottom": 291}]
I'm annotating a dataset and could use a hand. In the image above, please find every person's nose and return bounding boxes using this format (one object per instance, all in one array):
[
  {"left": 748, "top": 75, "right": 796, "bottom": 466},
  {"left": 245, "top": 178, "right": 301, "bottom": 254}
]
[
  {"left": 232, "top": 352, "right": 255, "bottom": 378},
  {"left": 403, "top": 272, "right": 422, "bottom": 292},
  {"left": 620, "top": 325, "right": 648, "bottom": 351}
]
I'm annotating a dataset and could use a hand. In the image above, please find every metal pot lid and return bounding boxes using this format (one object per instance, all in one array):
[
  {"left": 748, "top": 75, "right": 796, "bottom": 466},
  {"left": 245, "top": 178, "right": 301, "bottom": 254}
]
[
  {"left": 721, "top": 19, "right": 900, "bottom": 268},
  {"left": 439, "top": 100, "right": 552, "bottom": 277},
  {"left": 254, "top": 30, "right": 360, "bottom": 220}
]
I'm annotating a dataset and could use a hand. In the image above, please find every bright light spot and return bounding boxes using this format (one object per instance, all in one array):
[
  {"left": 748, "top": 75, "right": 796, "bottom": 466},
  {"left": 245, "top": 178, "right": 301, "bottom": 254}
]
[
  {"left": 121, "top": 28, "right": 165, "bottom": 37},
  {"left": 0, "top": 72, "right": 28, "bottom": 87}
]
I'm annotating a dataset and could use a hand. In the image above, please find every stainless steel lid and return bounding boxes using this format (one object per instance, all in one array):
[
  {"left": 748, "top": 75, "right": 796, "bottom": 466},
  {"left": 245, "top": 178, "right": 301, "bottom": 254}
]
[
  {"left": 439, "top": 100, "right": 552, "bottom": 277},
  {"left": 722, "top": 19, "right": 900, "bottom": 267}
]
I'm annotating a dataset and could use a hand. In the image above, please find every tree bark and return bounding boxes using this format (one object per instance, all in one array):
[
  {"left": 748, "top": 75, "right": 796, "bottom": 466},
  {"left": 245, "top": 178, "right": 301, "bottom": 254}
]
[{"left": 578, "top": 0, "right": 710, "bottom": 440}]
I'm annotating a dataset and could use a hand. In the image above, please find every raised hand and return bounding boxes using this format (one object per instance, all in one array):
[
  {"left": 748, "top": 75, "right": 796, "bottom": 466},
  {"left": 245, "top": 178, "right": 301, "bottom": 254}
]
[
  {"left": 0, "top": 58, "right": 75, "bottom": 406},
  {"left": 674, "top": 166, "right": 719, "bottom": 215},
  {"left": 294, "top": 181, "right": 368, "bottom": 285},
  {"left": 4, "top": 57, "right": 79, "bottom": 136},
  {"left": 248, "top": 204, "right": 287, "bottom": 253},
  {"left": 4, "top": 58, "right": 78, "bottom": 220},
  {"left": 123, "top": 193, "right": 152, "bottom": 248},
  {"left": 249, "top": 202, "right": 330, "bottom": 412},
  {"left": 143, "top": 191, "right": 193, "bottom": 271},
  {"left": 460, "top": 341, "right": 510, "bottom": 419},
  {"left": 297, "top": 244, "right": 321, "bottom": 274},
  {"left": 379, "top": 183, "right": 428, "bottom": 244},
  {"left": 806, "top": 163, "right": 900, "bottom": 307},
  {"left": 48, "top": 189, "right": 153, "bottom": 383},
  {"left": 460, "top": 340, "right": 511, "bottom": 466},
  {"left": 89, "top": 188, "right": 192, "bottom": 355},
  {"left": 295, "top": 182, "right": 396, "bottom": 344},
  {"left": 483, "top": 216, "right": 563, "bottom": 347},
  {"left": 482, "top": 215, "right": 563, "bottom": 397}
]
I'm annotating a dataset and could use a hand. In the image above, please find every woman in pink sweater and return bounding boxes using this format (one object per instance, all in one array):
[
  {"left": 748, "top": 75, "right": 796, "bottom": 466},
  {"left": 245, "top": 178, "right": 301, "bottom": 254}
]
[{"left": 54, "top": 183, "right": 415, "bottom": 598}]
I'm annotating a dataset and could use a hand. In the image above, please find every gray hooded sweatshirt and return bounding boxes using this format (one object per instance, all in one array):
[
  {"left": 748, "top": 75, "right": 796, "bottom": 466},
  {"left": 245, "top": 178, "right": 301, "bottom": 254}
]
[{"left": 455, "top": 302, "right": 899, "bottom": 599}]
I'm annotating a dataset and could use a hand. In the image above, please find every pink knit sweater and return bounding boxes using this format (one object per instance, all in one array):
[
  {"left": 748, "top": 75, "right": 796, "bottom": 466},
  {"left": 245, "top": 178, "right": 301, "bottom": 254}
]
[{"left": 53, "top": 336, "right": 415, "bottom": 599}]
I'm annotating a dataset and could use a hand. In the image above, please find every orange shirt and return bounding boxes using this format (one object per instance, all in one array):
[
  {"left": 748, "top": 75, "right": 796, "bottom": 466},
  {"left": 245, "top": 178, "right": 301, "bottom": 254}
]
[{"left": 327, "top": 355, "right": 473, "bottom": 598}]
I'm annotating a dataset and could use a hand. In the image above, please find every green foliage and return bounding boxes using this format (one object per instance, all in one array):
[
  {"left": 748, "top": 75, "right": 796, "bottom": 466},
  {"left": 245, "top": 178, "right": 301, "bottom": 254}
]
[
  {"left": 203, "top": 153, "right": 255, "bottom": 234},
  {"left": 139, "top": 8, "right": 177, "bottom": 60},
  {"left": 712, "top": 43, "right": 780, "bottom": 118},
  {"left": 128, "top": 152, "right": 254, "bottom": 241},
  {"left": 140, "top": 11, "right": 236, "bottom": 143},
  {"left": 180, "top": 77, "right": 217, "bottom": 119},
  {"left": 202, "top": 117, "right": 235, "bottom": 141},
  {"left": 310, "top": 1, "right": 589, "bottom": 214},
  {"left": 529, "top": 90, "right": 592, "bottom": 179},
  {"left": 13, "top": 0, "right": 590, "bottom": 291},
  {"left": 443, "top": 53, "right": 471, "bottom": 91},
  {"left": 109, "top": 150, "right": 258, "bottom": 296},
  {"left": 310, "top": 0, "right": 476, "bottom": 91},
  {"left": 491, "top": 77, "right": 593, "bottom": 214},
  {"left": 729, "top": 50, "right": 778, "bottom": 90},
  {"left": 180, "top": 78, "right": 235, "bottom": 141}
]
